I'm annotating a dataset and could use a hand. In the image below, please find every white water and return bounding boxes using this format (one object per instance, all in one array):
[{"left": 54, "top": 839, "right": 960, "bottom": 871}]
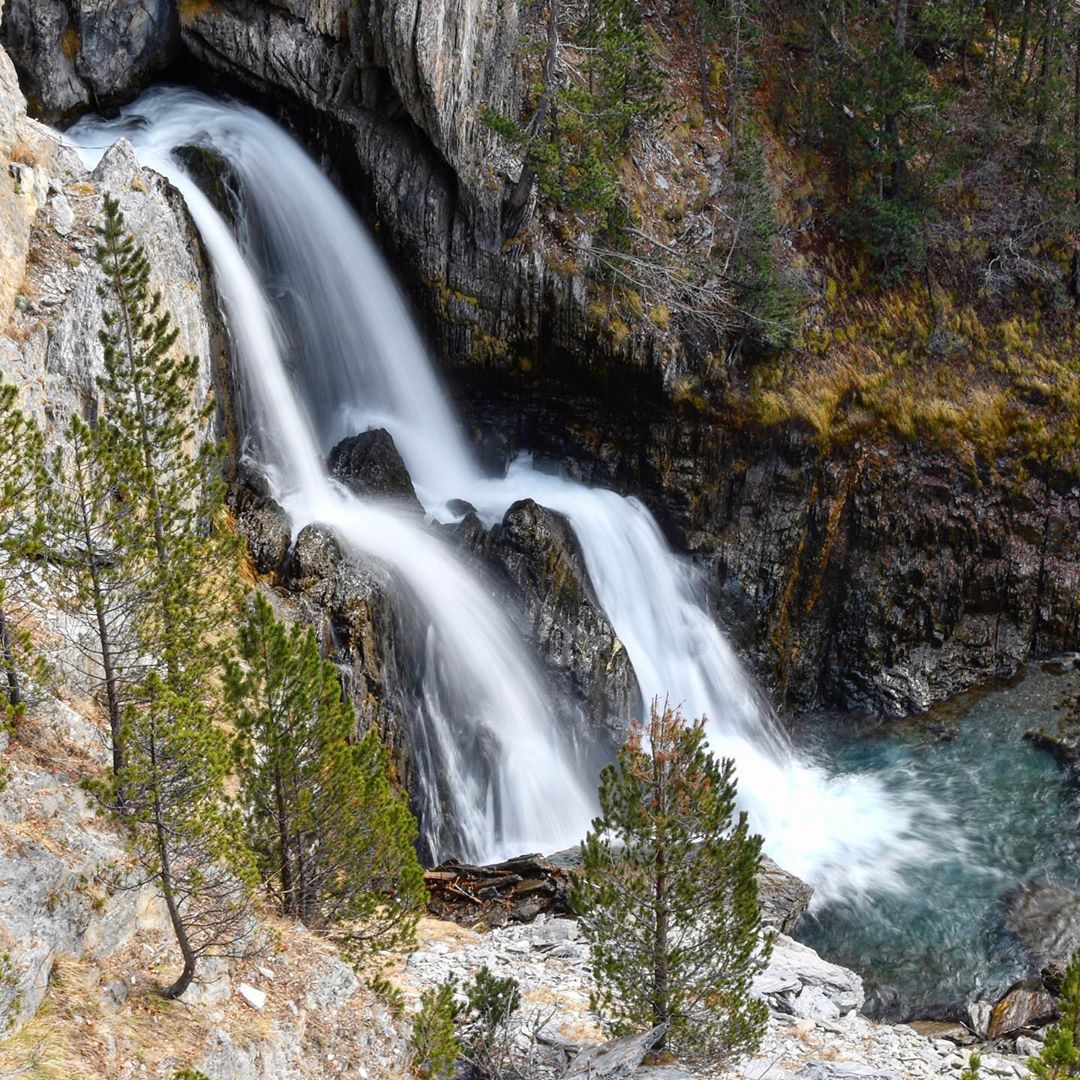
[{"left": 68, "top": 88, "right": 935, "bottom": 896}]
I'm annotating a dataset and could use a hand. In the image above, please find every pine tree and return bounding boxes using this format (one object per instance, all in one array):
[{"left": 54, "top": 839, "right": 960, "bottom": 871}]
[
  {"left": 88, "top": 194, "right": 253, "bottom": 997},
  {"left": 37, "top": 415, "right": 144, "bottom": 779},
  {"left": 0, "top": 376, "right": 45, "bottom": 719},
  {"left": 572, "top": 697, "right": 769, "bottom": 1066},
  {"left": 105, "top": 672, "right": 257, "bottom": 998},
  {"left": 1029, "top": 950, "right": 1080, "bottom": 1079},
  {"left": 226, "top": 592, "right": 425, "bottom": 961},
  {"left": 94, "top": 193, "right": 237, "bottom": 687}
]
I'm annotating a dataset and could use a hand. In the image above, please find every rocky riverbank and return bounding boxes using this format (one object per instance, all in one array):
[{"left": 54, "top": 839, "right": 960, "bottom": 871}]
[{"left": 401, "top": 914, "right": 1034, "bottom": 1079}]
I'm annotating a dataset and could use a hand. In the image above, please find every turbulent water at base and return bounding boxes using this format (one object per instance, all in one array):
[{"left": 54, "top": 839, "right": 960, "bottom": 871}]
[
  {"left": 68, "top": 87, "right": 926, "bottom": 895},
  {"left": 798, "top": 664, "right": 1080, "bottom": 1018}
]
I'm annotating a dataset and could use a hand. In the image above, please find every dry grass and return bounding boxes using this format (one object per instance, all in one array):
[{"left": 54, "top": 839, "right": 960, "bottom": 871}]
[
  {"left": 746, "top": 268, "right": 1080, "bottom": 468},
  {"left": 178, "top": 0, "right": 215, "bottom": 22}
]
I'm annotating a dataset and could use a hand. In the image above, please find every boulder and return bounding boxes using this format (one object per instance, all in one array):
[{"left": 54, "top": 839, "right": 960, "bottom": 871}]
[
  {"left": 986, "top": 978, "right": 1057, "bottom": 1039},
  {"left": 800, "top": 1066, "right": 902, "bottom": 1080},
  {"left": 564, "top": 1025, "right": 666, "bottom": 1078},
  {"left": 759, "top": 855, "right": 814, "bottom": 934},
  {"left": 229, "top": 484, "right": 292, "bottom": 576},
  {"left": 288, "top": 523, "right": 343, "bottom": 588},
  {"left": 480, "top": 498, "right": 640, "bottom": 742},
  {"left": 1000, "top": 882, "right": 1080, "bottom": 971},
  {"left": 328, "top": 428, "right": 424, "bottom": 513},
  {"left": 752, "top": 934, "right": 865, "bottom": 1021}
]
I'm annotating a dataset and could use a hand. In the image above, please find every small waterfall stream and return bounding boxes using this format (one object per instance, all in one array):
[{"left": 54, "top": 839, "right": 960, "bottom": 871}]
[{"left": 67, "top": 88, "right": 927, "bottom": 895}]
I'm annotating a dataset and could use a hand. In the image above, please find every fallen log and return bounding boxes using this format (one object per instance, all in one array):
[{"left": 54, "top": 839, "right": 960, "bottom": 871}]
[{"left": 425, "top": 854, "right": 574, "bottom": 929}]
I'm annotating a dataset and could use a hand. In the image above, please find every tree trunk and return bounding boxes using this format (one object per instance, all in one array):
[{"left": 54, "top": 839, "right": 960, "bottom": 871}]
[
  {"left": 503, "top": 0, "right": 560, "bottom": 237},
  {"left": 151, "top": 725, "right": 198, "bottom": 999},
  {"left": 1015, "top": 0, "right": 1033, "bottom": 81},
  {"left": 885, "top": 0, "right": 909, "bottom": 197},
  {"left": 274, "top": 765, "right": 294, "bottom": 916},
  {"left": 0, "top": 606, "right": 21, "bottom": 711},
  {"left": 652, "top": 844, "right": 669, "bottom": 1046}
]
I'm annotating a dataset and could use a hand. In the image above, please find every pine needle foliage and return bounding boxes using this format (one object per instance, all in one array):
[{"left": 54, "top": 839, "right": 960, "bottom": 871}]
[
  {"left": 409, "top": 980, "right": 461, "bottom": 1080},
  {"left": 94, "top": 193, "right": 238, "bottom": 690},
  {"left": 37, "top": 415, "right": 145, "bottom": 778},
  {"left": 0, "top": 376, "right": 45, "bottom": 721},
  {"left": 226, "top": 592, "right": 425, "bottom": 961},
  {"left": 1029, "top": 950, "right": 1080, "bottom": 1079},
  {"left": 104, "top": 673, "right": 257, "bottom": 999},
  {"left": 573, "top": 697, "right": 769, "bottom": 1066}
]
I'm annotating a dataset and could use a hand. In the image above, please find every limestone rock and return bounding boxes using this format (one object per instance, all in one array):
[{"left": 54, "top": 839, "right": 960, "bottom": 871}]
[
  {"left": 800, "top": 1065, "right": 902, "bottom": 1080},
  {"left": 328, "top": 428, "right": 423, "bottom": 513},
  {"left": 237, "top": 982, "right": 267, "bottom": 1010},
  {"left": 0, "top": 699, "right": 166, "bottom": 1035},
  {"left": 987, "top": 978, "right": 1057, "bottom": 1039},
  {"left": 1, "top": 0, "right": 178, "bottom": 122},
  {"left": 564, "top": 1025, "right": 666, "bottom": 1078},
  {"left": 758, "top": 855, "right": 814, "bottom": 934},
  {"left": 753, "top": 934, "right": 865, "bottom": 1021}
]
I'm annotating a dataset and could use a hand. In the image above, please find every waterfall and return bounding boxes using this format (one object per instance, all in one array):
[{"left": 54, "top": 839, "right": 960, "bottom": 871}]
[{"left": 68, "top": 88, "right": 931, "bottom": 896}]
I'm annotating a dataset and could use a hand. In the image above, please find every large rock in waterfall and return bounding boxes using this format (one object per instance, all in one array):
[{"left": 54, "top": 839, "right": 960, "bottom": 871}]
[
  {"left": 758, "top": 855, "right": 815, "bottom": 934},
  {"left": 476, "top": 498, "right": 640, "bottom": 742},
  {"left": 328, "top": 428, "right": 424, "bottom": 514}
]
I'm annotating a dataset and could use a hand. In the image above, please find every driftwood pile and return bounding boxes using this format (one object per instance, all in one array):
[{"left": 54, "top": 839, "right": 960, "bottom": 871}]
[{"left": 424, "top": 853, "right": 575, "bottom": 929}]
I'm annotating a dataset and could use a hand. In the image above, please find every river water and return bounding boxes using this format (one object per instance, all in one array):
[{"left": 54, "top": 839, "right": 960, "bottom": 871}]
[{"left": 798, "top": 662, "right": 1080, "bottom": 1019}]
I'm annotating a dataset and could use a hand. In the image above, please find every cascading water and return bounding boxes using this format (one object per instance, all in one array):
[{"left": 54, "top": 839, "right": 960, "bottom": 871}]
[
  {"left": 67, "top": 88, "right": 930, "bottom": 897},
  {"left": 68, "top": 93, "right": 596, "bottom": 864}
]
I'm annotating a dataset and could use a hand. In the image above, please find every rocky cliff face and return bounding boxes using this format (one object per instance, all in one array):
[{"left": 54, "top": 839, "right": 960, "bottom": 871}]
[{"left": 462, "top": 372, "right": 1080, "bottom": 716}]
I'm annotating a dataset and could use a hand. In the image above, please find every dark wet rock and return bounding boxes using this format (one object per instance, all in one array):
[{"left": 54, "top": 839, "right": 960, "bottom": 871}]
[
  {"left": 287, "top": 523, "right": 342, "bottom": 589},
  {"left": 564, "top": 1025, "right": 666, "bottom": 1078},
  {"left": 1, "top": 0, "right": 178, "bottom": 121},
  {"left": 759, "top": 854, "right": 814, "bottom": 935},
  {"left": 986, "top": 977, "right": 1058, "bottom": 1039},
  {"left": 229, "top": 484, "right": 292, "bottom": 577},
  {"left": 481, "top": 498, "right": 640, "bottom": 741},
  {"left": 1001, "top": 882, "right": 1080, "bottom": 972},
  {"left": 328, "top": 429, "right": 423, "bottom": 514},
  {"left": 1025, "top": 721, "right": 1080, "bottom": 780},
  {"left": 447, "top": 498, "right": 478, "bottom": 517},
  {"left": 436, "top": 509, "right": 489, "bottom": 553}
]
